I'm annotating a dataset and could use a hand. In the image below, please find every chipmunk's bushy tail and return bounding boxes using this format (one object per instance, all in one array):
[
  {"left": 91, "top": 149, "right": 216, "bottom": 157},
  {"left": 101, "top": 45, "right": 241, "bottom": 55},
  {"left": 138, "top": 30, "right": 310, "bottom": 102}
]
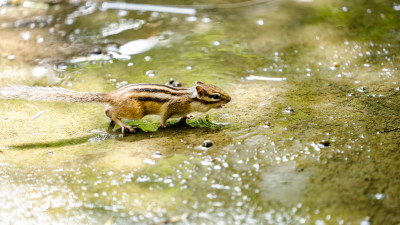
[{"left": 0, "top": 85, "right": 109, "bottom": 103}]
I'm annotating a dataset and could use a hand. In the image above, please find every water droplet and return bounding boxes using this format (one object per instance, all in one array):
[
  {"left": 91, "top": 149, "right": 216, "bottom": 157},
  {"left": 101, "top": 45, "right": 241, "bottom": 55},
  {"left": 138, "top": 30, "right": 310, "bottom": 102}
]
[
  {"left": 186, "top": 16, "right": 197, "bottom": 22},
  {"left": 65, "top": 18, "right": 74, "bottom": 25},
  {"left": 213, "top": 165, "right": 221, "bottom": 170},
  {"left": 375, "top": 193, "right": 384, "bottom": 199},
  {"left": 146, "top": 70, "right": 156, "bottom": 77},
  {"left": 20, "top": 31, "right": 31, "bottom": 40},
  {"left": 36, "top": 36, "right": 44, "bottom": 43},
  {"left": 360, "top": 217, "right": 371, "bottom": 225},
  {"left": 202, "top": 17, "right": 211, "bottom": 23},
  {"left": 118, "top": 10, "right": 128, "bottom": 17},
  {"left": 394, "top": 3, "right": 400, "bottom": 11}
]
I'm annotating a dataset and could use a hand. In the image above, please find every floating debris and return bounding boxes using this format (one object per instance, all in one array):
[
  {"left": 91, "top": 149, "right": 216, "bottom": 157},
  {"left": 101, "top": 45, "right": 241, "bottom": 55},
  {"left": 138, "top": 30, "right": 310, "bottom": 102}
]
[
  {"left": 156, "top": 212, "right": 189, "bottom": 225},
  {"left": 70, "top": 54, "right": 111, "bottom": 63},
  {"left": 22, "top": 1, "right": 50, "bottom": 9},
  {"left": 108, "top": 51, "right": 131, "bottom": 60},
  {"left": 104, "top": 216, "right": 114, "bottom": 225},
  {"left": 119, "top": 36, "right": 159, "bottom": 55},
  {"left": 101, "top": 19, "right": 145, "bottom": 37}
]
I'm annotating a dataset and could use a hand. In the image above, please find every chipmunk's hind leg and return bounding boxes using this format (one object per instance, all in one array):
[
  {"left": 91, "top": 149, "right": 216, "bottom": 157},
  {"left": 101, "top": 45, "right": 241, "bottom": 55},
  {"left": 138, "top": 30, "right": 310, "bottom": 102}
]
[
  {"left": 107, "top": 120, "right": 116, "bottom": 131},
  {"left": 105, "top": 107, "right": 136, "bottom": 133}
]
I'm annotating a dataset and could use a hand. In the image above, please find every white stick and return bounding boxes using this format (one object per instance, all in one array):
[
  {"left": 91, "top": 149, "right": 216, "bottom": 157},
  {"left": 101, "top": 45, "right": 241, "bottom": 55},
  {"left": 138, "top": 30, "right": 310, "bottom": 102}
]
[
  {"left": 29, "top": 110, "right": 45, "bottom": 122},
  {"left": 246, "top": 75, "right": 287, "bottom": 81},
  {"left": 101, "top": 2, "right": 196, "bottom": 15}
]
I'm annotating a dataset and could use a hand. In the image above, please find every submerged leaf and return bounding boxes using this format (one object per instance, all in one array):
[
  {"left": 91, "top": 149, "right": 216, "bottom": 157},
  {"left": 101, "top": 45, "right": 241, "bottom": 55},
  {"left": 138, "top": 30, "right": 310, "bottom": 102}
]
[{"left": 186, "top": 115, "right": 229, "bottom": 129}]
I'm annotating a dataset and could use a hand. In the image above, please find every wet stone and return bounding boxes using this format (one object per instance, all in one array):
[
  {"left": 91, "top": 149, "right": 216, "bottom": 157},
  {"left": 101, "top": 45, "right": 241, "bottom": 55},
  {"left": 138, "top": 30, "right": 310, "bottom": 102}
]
[
  {"left": 57, "top": 62, "right": 68, "bottom": 70},
  {"left": 262, "top": 121, "right": 271, "bottom": 128},
  {"left": 203, "top": 140, "right": 213, "bottom": 148},
  {"left": 152, "top": 152, "right": 163, "bottom": 158},
  {"left": 166, "top": 78, "right": 182, "bottom": 87},
  {"left": 318, "top": 140, "right": 331, "bottom": 148},
  {"left": 284, "top": 107, "right": 295, "bottom": 114},
  {"left": 357, "top": 87, "right": 367, "bottom": 93},
  {"left": 91, "top": 48, "right": 103, "bottom": 55}
]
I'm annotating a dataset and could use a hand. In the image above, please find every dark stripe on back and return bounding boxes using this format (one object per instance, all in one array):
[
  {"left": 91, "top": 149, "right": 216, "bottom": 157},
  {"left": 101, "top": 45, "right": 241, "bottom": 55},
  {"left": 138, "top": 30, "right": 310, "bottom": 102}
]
[
  {"left": 132, "top": 83, "right": 188, "bottom": 91},
  {"left": 130, "top": 83, "right": 188, "bottom": 91},
  {"left": 133, "top": 88, "right": 187, "bottom": 96},
  {"left": 118, "top": 84, "right": 190, "bottom": 96},
  {"left": 135, "top": 97, "right": 169, "bottom": 103}
]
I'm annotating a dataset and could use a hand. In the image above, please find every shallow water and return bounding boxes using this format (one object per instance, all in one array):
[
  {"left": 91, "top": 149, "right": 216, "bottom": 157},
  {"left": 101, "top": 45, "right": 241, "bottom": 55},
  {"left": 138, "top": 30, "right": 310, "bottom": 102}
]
[{"left": 0, "top": 0, "right": 400, "bottom": 224}]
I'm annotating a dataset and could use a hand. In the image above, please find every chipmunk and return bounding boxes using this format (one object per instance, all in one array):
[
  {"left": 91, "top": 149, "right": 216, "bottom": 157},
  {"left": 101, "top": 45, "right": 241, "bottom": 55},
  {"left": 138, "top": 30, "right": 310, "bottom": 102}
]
[{"left": 0, "top": 81, "right": 231, "bottom": 133}]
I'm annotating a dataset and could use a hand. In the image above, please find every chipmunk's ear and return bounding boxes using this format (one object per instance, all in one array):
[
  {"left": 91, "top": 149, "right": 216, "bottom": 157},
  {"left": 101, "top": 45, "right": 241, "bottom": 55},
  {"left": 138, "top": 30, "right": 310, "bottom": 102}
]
[{"left": 193, "top": 82, "right": 205, "bottom": 98}]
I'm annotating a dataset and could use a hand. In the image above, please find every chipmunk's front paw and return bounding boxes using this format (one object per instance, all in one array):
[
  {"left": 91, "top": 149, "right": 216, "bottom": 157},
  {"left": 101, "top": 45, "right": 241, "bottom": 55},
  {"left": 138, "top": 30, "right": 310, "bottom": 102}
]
[
  {"left": 185, "top": 113, "right": 195, "bottom": 119},
  {"left": 177, "top": 114, "right": 194, "bottom": 125},
  {"left": 121, "top": 124, "right": 136, "bottom": 134}
]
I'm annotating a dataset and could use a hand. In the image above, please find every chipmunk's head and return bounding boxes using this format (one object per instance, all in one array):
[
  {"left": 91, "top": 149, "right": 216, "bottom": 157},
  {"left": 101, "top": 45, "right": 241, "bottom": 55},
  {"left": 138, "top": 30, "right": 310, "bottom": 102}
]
[{"left": 191, "top": 81, "right": 231, "bottom": 112}]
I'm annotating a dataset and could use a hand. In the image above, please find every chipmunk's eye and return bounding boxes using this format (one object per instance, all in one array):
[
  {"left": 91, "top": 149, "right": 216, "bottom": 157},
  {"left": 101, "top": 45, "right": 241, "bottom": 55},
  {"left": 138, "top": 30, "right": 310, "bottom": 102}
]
[{"left": 210, "top": 94, "right": 221, "bottom": 100}]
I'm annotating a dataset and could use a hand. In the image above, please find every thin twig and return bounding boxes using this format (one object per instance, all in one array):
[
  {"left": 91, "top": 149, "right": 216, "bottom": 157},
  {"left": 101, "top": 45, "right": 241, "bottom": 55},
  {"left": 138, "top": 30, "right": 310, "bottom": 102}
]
[{"left": 178, "top": 0, "right": 273, "bottom": 9}]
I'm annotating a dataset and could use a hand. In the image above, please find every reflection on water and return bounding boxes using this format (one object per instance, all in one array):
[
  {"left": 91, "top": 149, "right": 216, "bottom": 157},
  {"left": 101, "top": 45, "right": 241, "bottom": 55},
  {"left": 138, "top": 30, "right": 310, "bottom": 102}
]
[{"left": 0, "top": 0, "right": 400, "bottom": 224}]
